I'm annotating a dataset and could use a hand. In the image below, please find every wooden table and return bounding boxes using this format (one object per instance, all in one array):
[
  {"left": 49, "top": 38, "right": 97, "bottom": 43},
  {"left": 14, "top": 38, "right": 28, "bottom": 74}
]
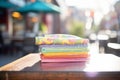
[{"left": 0, "top": 53, "right": 120, "bottom": 80}]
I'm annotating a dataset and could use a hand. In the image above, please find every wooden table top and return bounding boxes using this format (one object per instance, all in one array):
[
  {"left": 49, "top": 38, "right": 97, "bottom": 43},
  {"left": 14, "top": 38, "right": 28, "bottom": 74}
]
[
  {"left": 0, "top": 53, "right": 120, "bottom": 72},
  {"left": 0, "top": 53, "right": 120, "bottom": 80}
]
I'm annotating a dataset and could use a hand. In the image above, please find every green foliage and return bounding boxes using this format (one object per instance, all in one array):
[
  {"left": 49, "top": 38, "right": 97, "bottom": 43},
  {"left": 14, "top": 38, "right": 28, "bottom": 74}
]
[
  {"left": 39, "top": 22, "right": 48, "bottom": 34},
  {"left": 69, "top": 20, "right": 85, "bottom": 37},
  {"left": 91, "top": 24, "right": 99, "bottom": 33}
]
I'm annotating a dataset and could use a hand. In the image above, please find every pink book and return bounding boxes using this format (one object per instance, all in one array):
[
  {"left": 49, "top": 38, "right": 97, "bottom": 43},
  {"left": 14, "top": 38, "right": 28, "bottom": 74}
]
[{"left": 41, "top": 57, "right": 89, "bottom": 62}]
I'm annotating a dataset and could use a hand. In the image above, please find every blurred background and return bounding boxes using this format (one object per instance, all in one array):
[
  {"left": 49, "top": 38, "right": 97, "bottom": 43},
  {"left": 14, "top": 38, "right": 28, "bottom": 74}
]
[{"left": 0, "top": 0, "right": 120, "bottom": 66}]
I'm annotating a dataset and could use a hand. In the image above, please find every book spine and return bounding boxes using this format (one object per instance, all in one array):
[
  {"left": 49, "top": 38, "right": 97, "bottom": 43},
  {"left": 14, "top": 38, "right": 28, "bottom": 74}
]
[
  {"left": 35, "top": 37, "right": 89, "bottom": 45},
  {"left": 40, "top": 44, "right": 88, "bottom": 48},
  {"left": 41, "top": 47, "right": 89, "bottom": 53},
  {"left": 41, "top": 52, "right": 89, "bottom": 58}
]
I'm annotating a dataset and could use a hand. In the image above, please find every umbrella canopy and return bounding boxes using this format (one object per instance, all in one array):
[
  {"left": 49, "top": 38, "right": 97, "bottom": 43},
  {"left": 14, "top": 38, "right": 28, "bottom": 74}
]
[
  {"left": 0, "top": 1, "right": 17, "bottom": 9},
  {"left": 15, "top": 0, "right": 60, "bottom": 13}
]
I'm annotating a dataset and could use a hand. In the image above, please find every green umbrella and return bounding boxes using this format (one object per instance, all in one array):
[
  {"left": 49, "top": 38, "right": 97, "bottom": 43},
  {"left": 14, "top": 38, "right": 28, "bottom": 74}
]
[
  {"left": 16, "top": 0, "right": 60, "bottom": 13},
  {"left": 0, "top": 1, "right": 17, "bottom": 9}
]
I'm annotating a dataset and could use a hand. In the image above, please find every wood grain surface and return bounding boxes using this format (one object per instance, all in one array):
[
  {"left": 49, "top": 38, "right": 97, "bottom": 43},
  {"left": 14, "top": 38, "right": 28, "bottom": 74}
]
[{"left": 0, "top": 53, "right": 120, "bottom": 80}]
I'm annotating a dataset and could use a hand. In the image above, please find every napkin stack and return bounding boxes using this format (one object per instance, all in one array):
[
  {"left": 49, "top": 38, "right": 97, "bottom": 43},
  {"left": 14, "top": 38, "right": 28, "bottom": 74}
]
[{"left": 35, "top": 34, "right": 89, "bottom": 62}]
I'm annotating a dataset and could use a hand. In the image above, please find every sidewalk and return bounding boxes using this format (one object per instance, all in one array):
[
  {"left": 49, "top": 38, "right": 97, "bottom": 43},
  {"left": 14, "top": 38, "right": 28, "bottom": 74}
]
[{"left": 0, "top": 52, "right": 24, "bottom": 67}]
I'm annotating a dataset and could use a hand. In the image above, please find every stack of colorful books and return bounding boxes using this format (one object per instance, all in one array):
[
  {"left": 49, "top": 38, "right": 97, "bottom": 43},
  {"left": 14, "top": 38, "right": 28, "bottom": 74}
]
[{"left": 35, "top": 34, "right": 89, "bottom": 62}]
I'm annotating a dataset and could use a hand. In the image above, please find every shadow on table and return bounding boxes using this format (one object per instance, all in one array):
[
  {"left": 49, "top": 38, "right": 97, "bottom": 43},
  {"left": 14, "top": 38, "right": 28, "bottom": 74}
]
[{"left": 21, "top": 61, "right": 86, "bottom": 71}]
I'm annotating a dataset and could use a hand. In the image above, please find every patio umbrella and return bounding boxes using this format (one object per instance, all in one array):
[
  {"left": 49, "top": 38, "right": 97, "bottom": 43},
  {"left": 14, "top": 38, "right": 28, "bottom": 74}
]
[
  {"left": 0, "top": 1, "right": 17, "bottom": 9},
  {"left": 15, "top": 0, "right": 60, "bottom": 13}
]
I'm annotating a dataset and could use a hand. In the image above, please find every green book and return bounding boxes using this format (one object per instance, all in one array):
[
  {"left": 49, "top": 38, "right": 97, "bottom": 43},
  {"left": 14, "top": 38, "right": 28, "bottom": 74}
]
[{"left": 41, "top": 47, "right": 89, "bottom": 53}]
